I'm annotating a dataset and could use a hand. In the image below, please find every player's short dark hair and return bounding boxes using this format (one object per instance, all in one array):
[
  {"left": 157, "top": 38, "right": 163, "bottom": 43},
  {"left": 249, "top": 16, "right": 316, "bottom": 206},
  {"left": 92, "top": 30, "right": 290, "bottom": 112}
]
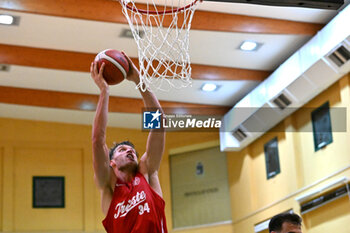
[
  {"left": 269, "top": 213, "right": 302, "bottom": 232},
  {"left": 109, "top": 141, "right": 138, "bottom": 160}
]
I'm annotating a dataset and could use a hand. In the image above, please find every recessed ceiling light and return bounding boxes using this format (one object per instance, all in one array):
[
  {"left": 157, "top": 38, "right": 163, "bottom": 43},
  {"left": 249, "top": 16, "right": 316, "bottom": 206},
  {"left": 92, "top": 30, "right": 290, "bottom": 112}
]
[
  {"left": 0, "top": 14, "right": 20, "bottom": 26},
  {"left": 239, "top": 41, "right": 262, "bottom": 52},
  {"left": 201, "top": 83, "right": 220, "bottom": 92},
  {"left": 0, "top": 14, "right": 14, "bottom": 25},
  {"left": 80, "top": 101, "right": 96, "bottom": 111}
]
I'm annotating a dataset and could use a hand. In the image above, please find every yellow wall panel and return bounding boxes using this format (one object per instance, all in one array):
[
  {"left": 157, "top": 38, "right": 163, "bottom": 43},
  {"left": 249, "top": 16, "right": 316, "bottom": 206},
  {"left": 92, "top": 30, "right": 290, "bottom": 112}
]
[
  {"left": 293, "top": 80, "right": 350, "bottom": 186},
  {"left": 304, "top": 195, "right": 350, "bottom": 233},
  {"left": 227, "top": 148, "right": 255, "bottom": 221},
  {"left": 249, "top": 128, "right": 298, "bottom": 210},
  {"left": 13, "top": 147, "right": 84, "bottom": 231},
  {"left": 0, "top": 147, "right": 3, "bottom": 230},
  {"left": 0, "top": 119, "right": 91, "bottom": 143},
  {"left": 1, "top": 145, "right": 15, "bottom": 231}
]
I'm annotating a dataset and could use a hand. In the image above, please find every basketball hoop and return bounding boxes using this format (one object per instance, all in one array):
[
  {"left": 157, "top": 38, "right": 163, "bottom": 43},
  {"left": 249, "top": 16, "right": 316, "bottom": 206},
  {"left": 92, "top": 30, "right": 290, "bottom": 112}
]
[{"left": 118, "top": 0, "right": 201, "bottom": 91}]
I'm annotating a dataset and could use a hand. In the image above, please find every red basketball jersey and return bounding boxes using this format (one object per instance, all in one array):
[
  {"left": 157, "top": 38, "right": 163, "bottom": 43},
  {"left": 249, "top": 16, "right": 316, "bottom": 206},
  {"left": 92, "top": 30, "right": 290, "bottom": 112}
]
[{"left": 102, "top": 172, "right": 168, "bottom": 233}]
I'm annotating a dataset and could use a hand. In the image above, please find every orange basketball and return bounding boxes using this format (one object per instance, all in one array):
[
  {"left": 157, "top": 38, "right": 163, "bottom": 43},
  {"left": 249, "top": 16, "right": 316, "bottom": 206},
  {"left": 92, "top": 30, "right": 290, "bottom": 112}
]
[{"left": 94, "top": 49, "right": 129, "bottom": 85}]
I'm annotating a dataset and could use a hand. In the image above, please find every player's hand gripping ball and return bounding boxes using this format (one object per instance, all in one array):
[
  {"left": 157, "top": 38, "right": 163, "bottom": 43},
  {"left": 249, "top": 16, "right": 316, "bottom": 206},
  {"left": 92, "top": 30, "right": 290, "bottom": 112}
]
[{"left": 94, "top": 49, "right": 129, "bottom": 85}]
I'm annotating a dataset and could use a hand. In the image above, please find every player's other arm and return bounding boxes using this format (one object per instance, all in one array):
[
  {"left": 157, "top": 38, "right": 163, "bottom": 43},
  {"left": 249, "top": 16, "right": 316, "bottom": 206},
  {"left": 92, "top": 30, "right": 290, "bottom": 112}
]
[
  {"left": 123, "top": 53, "right": 165, "bottom": 197},
  {"left": 91, "top": 62, "right": 113, "bottom": 215}
]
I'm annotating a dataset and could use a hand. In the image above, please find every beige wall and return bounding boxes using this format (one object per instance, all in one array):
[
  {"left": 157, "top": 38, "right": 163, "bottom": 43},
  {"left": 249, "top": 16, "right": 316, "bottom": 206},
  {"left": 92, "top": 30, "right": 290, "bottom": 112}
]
[
  {"left": 13, "top": 146, "right": 84, "bottom": 231},
  {"left": 293, "top": 80, "right": 350, "bottom": 185},
  {"left": 170, "top": 146, "right": 231, "bottom": 228},
  {"left": 0, "top": 120, "right": 96, "bottom": 231},
  {"left": 303, "top": 196, "right": 350, "bottom": 233}
]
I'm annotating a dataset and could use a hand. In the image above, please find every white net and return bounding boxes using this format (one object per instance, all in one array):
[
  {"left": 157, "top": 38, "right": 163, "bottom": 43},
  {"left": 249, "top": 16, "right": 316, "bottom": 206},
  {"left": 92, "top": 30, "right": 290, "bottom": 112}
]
[{"left": 119, "top": 0, "right": 200, "bottom": 91}]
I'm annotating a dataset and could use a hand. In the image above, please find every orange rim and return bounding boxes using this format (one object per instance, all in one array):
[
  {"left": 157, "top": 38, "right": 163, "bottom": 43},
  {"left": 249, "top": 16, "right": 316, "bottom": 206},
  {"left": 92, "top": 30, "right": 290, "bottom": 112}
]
[{"left": 121, "top": 0, "right": 199, "bottom": 15}]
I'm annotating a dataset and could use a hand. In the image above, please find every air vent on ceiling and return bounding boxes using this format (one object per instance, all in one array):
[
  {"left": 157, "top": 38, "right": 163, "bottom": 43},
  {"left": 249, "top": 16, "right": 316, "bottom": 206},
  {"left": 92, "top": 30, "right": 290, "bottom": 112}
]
[
  {"left": 232, "top": 128, "right": 247, "bottom": 142},
  {"left": 328, "top": 45, "right": 350, "bottom": 67},
  {"left": 120, "top": 28, "right": 144, "bottom": 39},
  {"left": 273, "top": 93, "right": 292, "bottom": 110},
  {"left": 0, "top": 64, "right": 10, "bottom": 72}
]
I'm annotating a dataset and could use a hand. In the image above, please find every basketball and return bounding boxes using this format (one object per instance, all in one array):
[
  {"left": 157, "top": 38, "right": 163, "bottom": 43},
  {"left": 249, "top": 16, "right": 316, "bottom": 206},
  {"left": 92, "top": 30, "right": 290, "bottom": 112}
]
[{"left": 94, "top": 49, "right": 129, "bottom": 85}]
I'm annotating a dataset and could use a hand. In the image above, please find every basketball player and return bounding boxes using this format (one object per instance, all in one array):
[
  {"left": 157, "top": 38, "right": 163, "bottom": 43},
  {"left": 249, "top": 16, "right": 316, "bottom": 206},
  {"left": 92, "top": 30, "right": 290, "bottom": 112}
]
[
  {"left": 269, "top": 212, "right": 302, "bottom": 233},
  {"left": 90, "top": 53, "right": 167, "bottom": 233}
]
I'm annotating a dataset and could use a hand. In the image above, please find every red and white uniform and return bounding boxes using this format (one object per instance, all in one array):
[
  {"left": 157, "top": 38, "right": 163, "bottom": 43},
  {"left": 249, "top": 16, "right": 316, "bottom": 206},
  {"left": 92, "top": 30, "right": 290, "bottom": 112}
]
[{"left": 103, "top": 172, "right": 168, "bottom": 233}]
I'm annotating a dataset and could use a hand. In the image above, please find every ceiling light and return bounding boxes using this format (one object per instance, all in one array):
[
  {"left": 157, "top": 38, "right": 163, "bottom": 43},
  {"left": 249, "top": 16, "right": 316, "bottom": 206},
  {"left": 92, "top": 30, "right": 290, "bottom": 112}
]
[
  {"left": 239, "top": 41, "right": 262, "bottom": 51},
  {"left": 201, "top": 83, "right": 220, "bottom": 92},
  {"left": 80, "top": 101, "right": 96, "bottom": 111},
  {"left": 0, "top": 14, "right": 14, "bottom": 25}
]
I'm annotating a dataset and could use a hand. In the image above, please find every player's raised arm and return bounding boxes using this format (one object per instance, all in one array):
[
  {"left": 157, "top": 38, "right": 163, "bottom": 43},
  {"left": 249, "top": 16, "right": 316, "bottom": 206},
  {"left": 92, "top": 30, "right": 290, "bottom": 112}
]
[
  {"left": 90, "top": 62, "right": 113, "bottom": 214},
  {"left": 123, "top": 53, "right": 165, "bottom": 180}
]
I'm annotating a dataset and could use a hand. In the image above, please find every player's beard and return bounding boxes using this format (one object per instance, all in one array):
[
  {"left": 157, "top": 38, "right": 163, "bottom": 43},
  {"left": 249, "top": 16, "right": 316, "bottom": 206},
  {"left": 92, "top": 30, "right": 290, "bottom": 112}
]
[
  {"left": 128, "top": 161, "right": 138, "bottom": 174},
  {"left": 119, "top": 159, "right": 138, "bottom": 174}
]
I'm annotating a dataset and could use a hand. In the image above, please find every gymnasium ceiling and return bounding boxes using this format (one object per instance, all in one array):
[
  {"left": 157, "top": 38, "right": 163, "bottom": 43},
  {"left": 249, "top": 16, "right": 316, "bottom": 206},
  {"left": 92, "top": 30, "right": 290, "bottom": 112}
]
[{"left": 0, "top": 0, "right": 348, "bottom": 128}]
